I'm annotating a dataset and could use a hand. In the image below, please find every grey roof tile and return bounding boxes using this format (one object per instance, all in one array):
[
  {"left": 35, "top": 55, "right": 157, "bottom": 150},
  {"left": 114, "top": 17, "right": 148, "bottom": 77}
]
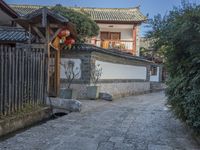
[
  {"left": 10, "top": 4, "right": 146, "bottom": 22},
  {"left": 0, "top": 26, "right": 28, "bottom": 42},
  {"left": 70, "top": 44, "right": 152, "bottom": 63}
]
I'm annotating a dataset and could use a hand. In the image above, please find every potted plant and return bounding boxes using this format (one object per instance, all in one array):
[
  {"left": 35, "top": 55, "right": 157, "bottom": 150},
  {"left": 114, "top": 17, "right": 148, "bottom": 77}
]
[
  {"left": 60, "top": 60, "right": 80, "bottom": 99},
  {"left": 87, "top": 64, "right": 102, "bottom": 100}
]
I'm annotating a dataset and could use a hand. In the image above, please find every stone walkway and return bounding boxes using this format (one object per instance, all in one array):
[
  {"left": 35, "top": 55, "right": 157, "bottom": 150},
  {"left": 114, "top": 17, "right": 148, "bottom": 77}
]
[{"left": 0, "top": 92, "right": 199, "bottom": 150}]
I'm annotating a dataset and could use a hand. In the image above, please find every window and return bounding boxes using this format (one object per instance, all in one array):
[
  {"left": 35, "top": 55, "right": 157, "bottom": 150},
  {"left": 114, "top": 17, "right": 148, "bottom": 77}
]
[
  {"left": 110, "top": 32, "right": 120, "bottom": 40},
  {"left": 151, "top": 66, "right": 157, "bottom": 76},
  {"left": 100, "top": 32, "right": 121, "bottom": 49},
  {"left": 100, "top": 32, "right": 121, "bottom": 40},
  {"left": 100, "top": 32, "right": 110, "bottom": 40}
]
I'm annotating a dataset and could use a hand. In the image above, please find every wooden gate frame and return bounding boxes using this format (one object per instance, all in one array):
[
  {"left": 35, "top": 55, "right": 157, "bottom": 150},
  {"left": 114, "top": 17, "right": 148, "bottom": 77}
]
[{"left": 15, "top": 8, "right": 76, "bottom": 97}]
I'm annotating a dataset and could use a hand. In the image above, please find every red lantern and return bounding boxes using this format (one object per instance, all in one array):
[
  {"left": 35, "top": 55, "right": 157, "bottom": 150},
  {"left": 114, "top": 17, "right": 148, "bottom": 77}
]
[
  {"left": 64, "top": 38, "right": 75, "bottom": 45},
  {"left": 58, "top": 29, "right": 70, "bottom": 38}
]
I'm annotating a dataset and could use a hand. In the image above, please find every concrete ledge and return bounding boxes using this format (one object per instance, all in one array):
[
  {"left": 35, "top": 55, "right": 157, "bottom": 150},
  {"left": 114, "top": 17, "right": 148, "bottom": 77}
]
[
  {"left": 0, "top": 107, "right": 51, "bottom": 137},
  {"left": 150, "top": 82, "right": 166, "bottom": 93}
]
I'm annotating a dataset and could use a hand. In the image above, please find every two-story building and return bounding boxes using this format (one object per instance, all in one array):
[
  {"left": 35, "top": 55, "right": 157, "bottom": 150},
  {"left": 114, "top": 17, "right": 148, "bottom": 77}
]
[{"left": 77, "top": 7, "right": 147, "bottom": 56}]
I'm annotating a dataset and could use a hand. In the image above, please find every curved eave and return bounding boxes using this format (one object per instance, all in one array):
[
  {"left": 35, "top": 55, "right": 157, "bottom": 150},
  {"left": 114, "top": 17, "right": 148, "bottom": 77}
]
[{"left": 95, "top": 19, "right": 147, "bottom": 25}]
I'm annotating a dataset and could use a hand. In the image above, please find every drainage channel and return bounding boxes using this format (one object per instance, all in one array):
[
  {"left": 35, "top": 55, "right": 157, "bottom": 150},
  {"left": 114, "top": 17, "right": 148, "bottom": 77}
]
[{"left": 0, "top": 111, "right": 68, "bottom": 142}]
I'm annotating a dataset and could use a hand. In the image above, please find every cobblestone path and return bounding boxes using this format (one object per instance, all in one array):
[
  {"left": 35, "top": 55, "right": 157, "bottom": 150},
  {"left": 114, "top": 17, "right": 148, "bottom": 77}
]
[{"left": 0, "top": 92, "right": 199, "bottom": 150}]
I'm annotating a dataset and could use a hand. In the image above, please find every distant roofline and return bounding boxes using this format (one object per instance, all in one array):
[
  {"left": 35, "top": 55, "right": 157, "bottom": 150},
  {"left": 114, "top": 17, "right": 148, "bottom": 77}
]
[
  {"left": 10, "top": 3, "right": 147, "bottom": 23},
  {"left": 0, "top": 1, "right": 19, "bottom": 18},
  {"left": 9, "top": 3, "right": 141, "bottom": 10}
]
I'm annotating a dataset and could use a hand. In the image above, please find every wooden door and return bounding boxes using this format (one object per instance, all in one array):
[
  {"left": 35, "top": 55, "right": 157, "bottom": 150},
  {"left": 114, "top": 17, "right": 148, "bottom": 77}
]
[{"left": 100, "top": 32, "right": 109, "bottom": 48}]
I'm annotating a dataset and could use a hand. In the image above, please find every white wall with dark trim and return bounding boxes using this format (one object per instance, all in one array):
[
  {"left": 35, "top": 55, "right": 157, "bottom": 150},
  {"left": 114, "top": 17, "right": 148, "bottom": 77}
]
[
  {"left": 96, "top": 60, "right": 147, "bottom": 80},
  {"left": 150, "top": 66, "right": 160, "bottom": 82}
]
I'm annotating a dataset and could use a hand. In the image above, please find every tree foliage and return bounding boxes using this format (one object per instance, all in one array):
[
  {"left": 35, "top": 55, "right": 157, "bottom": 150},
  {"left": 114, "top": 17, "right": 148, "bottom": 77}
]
[
  {"left": 52, "top": 5, "right": 99, "bottom": 43},
  {"left": 148, "top": 1, "right": 200, "bottom": 134}
]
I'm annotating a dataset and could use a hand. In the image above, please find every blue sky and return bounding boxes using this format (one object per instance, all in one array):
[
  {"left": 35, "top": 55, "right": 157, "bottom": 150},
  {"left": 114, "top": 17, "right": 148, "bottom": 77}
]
[{"left": 6, "top": 0, "right": 200, "bottom": 36}]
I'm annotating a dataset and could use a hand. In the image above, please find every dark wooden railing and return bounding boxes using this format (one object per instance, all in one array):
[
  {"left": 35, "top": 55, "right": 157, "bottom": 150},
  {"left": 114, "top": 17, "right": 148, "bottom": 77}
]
[{"left": 0, "top": 45, "right": 47, "bottom": 116}]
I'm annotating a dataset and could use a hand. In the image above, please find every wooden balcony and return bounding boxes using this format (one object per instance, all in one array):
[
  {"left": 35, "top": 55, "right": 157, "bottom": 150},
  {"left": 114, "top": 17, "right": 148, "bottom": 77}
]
[{"left": 95, "top": 39, "right": 134, "bottom": 54}]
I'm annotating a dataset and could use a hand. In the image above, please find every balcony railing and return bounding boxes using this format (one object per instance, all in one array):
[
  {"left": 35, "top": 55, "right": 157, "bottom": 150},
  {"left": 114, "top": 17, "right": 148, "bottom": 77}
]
[{"left": 95, "top": 40, "right": 134, "bottom": 53}]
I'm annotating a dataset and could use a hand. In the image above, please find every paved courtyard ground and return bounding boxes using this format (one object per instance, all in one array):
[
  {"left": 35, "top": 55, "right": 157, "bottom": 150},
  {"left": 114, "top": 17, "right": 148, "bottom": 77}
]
[{"left": 0, "top": 92, "right": 199, "bottom": 150}]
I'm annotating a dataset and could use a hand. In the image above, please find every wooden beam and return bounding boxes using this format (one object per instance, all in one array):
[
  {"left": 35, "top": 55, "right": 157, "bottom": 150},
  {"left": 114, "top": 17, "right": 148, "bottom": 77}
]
[
  {"left": 95, "top": 20, "right": 145, "bottom": 24},
  {"left": 49, "top": 24, "right": 62, "bottom": 28},
  {"left": 28, "top": 24, "right": 31, "bottom": 45},
  {"left": 34, "top": 23, "right": 62, "bottom": 28},
  {"left": 32, "top": 26, "right": 45, "bottom": 41},
  {"left": 42, "top": 9, "right": 47, "bottom": 27}
]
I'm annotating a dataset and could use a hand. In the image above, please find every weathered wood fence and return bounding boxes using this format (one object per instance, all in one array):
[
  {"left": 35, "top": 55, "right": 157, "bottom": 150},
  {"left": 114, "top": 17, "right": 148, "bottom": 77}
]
[{"left": 0, "top": 45, "right": 47, "bottom": 116}]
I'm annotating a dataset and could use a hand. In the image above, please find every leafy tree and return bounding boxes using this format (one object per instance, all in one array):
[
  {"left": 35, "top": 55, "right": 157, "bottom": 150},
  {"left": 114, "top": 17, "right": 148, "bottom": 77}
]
[
  {"left": 148, "top": 1, "right": 200, "bottom": 134},
  {"left": 52, "top": 5, "right": 99, "bottom": 43}
]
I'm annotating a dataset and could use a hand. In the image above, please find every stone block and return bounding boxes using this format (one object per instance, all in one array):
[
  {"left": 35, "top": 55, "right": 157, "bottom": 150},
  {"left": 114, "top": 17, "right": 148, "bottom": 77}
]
[
  {"left": 99, "top": 93, "right": 113, "bottom": 101},
  {"left": 47, "top": 98, "right": 82, "bottom": 112}
]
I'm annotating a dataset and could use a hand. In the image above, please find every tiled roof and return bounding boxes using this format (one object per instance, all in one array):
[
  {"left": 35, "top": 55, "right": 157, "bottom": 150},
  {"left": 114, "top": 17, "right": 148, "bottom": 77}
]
[
  {"left": 71, "top": 44, "right": 152, "bottom": 63},
  {"left": 75, "top": 7, "right": 146, "bottom": 22},
  {"left": 0, "top": 26, "right": 28, "bottom": 42},
  {"left": 19, "top": 7, "right": 69, "bottom": 24},
  {"left": 10, "top": 5, "right": 44, "bottom": 16},
  {"left": 10, "top": 4, "right": 146, "bottom": 22}
]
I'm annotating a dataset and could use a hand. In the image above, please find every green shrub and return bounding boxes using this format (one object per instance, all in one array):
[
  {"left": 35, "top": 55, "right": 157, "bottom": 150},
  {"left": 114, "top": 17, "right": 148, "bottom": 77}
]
[
  {"left": 148, "top": 2, "right": 200, "bottom": 134},
  {"left": 51, "top": 5, "right": 99, "bottom": 43}
]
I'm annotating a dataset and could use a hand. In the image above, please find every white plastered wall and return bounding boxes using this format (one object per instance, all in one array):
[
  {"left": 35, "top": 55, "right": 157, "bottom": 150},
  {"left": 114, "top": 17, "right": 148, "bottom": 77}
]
[
  {"left": 60, "top": 58, "right": 81, "bottom": 79},
  {"left": 96, "top": 60, "right": 147, "bottom": 80},
  {"left": 150, "top": 67, "right": 160, "bottom": 82}
]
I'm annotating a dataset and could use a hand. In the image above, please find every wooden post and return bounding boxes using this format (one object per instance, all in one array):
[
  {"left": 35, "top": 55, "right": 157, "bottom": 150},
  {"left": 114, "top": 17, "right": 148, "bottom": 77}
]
[
  {"left": 55, "top": 48, "right": 60, "bottom": 96},
  {"left": 50, "top": 28, "right": 62, "bottom": 96},
  {"left": 45, "top": 25, "right": 50, "bottom": 96}
]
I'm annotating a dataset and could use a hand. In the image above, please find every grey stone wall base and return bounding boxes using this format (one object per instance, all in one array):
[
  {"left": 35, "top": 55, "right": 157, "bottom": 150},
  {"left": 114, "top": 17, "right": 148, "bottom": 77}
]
[
  {"left": 99, "top": 82, "right": 150, "bottom": 99},
  {"left": 46, "top": 98, "right": 82, "bottom": 112},
  {"left": 150, "top": 82, "right": 167, "bottom": 92},
  {"left": 60, "top": 82, "right": 151, "bottom": 99},
  {"left": 0, "top": 107, "right": 51, "bottom": 137},
  {"left": 112, "top": 90, "right": 151, "bottom": 99}
]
